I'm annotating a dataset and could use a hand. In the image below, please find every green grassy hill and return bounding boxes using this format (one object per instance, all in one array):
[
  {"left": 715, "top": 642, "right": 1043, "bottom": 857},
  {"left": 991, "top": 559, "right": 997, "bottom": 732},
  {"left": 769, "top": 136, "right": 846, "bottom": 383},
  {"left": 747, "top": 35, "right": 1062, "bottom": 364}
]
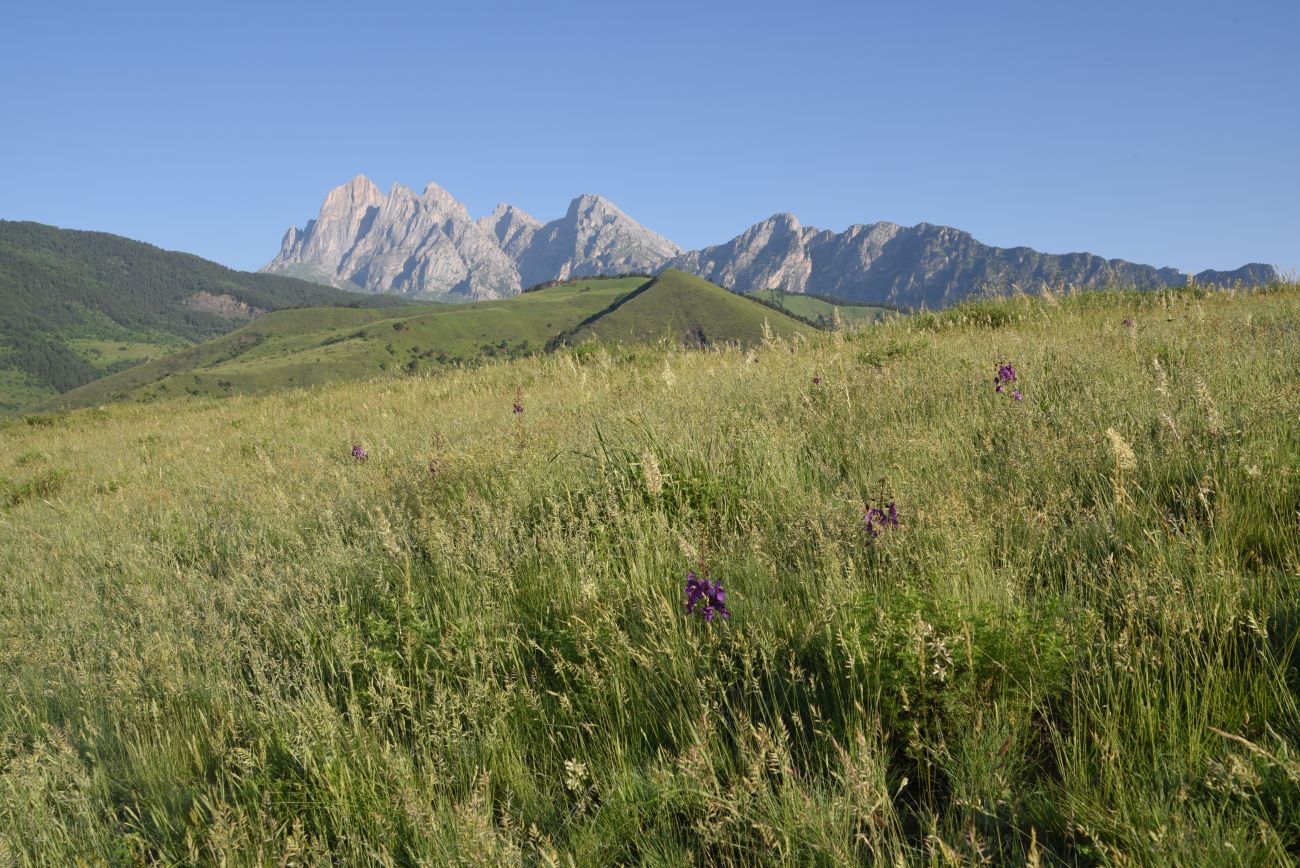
[
  {"left": 560, "top": 269, "right": 813, "bottom": 348},
  {"left": 749, "top": 286, "right": 898, "bottom": 326},
  {"left": 40, "top": 273, "right": 811, "bottom": 411},
  {"left": 2, "top": 281, "right": 1297, "bottom": 863},
  {"left": 0, "top": 221, "right": 406, "bottom": 413}
]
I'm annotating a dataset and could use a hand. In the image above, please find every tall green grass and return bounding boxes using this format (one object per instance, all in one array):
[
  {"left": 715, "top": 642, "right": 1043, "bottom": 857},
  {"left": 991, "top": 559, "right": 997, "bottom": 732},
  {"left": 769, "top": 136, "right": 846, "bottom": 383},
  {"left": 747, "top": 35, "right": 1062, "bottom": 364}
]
[{"left": 1, "top": 284, "right": 1298, "bottom": 864}]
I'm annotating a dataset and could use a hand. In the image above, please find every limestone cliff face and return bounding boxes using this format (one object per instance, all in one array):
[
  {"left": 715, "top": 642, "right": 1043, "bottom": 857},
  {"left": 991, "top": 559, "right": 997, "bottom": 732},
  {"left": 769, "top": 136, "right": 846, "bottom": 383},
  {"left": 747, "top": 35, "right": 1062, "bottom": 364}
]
[
  {"left": 265, "top": 178, "right": 677, "bottom": 298},
  {"left": 476, "top": 204, "right": 542, "bottom": 261},
  {"left": 266, "top": 176, "right": 520, "bottom": 299},
  {"left": 664, "top": 216, "right": 1276, "bottom": 307},
  {"left": 266, "top": 174, "right": 1277, "bottom": 304},
  {"left": 513, "top": 194, "right": 681, "bottom": 288}
]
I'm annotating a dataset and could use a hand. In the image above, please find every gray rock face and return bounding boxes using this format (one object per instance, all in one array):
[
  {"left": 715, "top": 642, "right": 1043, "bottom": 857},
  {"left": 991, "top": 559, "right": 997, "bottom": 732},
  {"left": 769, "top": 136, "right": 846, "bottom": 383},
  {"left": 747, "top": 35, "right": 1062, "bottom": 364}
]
[
  {"left": 266, "top": 174, "right": 1276, "bottom": 304},
  {"left": 266, "top": 176, "right": 521, "bottom": 299},
  {"left": 514, "top": 194, "right": 681, "bottom": 288},
  {"left": 664, "top": 216, "right": 1277, "bottom": 307},
  {"left": 265, "top": 178, "right": 678, "bottom": 298},
  {"left": 477, "top": 203, "right": 542, "bottom": 261}
]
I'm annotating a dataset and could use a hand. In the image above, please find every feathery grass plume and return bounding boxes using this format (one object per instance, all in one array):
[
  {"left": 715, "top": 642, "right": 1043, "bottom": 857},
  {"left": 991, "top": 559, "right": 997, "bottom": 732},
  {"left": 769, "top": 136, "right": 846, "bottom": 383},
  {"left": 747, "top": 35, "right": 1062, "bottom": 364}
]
[
  {"left": 374, "top": 507, "right": 402, "bottom": 560},
  {"left": 1152, "top": 357, "right": 1170, "bottom": 397},
  {"left": 1195, "top": 376, "right": 1224, "bottom": 436},
  {"left": 640, "top": 448, "right": 663, "bottom": 497},
  {"left": 830, "top": 306, "right": 845, "bottom": 332},
  {"left": 1106, "top": 426, "right": 1137, "bottom": 507},
  {"left": 1160, "top": 411, "right": 1183, "bottom": 441},
  {"left": 1106, "top": 427, "right": 1137, "bottom": 473},
  {"left": 660, "top": 357, "right": 676, "bottom": 388}
]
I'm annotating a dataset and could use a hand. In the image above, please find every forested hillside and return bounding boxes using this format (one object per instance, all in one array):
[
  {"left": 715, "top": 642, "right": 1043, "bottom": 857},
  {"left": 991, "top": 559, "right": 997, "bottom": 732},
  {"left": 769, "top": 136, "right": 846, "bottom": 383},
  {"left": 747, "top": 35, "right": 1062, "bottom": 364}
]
[{"left": 0, "top": 221, "right": 405, "bottom": 411}]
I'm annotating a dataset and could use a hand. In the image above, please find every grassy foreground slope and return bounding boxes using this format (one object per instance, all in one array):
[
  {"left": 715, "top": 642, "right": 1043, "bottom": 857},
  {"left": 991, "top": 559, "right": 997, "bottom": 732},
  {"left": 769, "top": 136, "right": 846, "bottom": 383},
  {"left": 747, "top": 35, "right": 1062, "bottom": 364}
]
[
  {"left": 2, "top": 284, "right": 1299, "bottom": 863},
  {"left": 41, "top": 274, "right": 809, "bottom": 411}
]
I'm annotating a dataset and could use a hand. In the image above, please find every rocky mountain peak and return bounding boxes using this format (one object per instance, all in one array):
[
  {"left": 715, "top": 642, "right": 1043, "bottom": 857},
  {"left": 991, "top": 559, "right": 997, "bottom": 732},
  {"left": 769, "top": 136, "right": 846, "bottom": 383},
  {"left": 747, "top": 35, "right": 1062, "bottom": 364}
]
[
  {"left": 477, "top": 204, "right": 543, "bottom": 259},
  {"left": 264, "top": 174, "right": 1278, "bottom": 304},
  {"left": 567, "top": 193, "right": 617, "bottom": 219}
]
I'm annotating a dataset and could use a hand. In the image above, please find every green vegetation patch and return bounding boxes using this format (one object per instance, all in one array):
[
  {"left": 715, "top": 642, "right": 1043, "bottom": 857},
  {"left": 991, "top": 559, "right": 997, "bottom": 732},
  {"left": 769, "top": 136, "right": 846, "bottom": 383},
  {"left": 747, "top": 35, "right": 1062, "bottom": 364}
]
[
  {"left": 0, "top": 220, "right": 408, "bottom": 413},
  {"left": 750, "top": 286, "right": 898, "bottom": 327}
]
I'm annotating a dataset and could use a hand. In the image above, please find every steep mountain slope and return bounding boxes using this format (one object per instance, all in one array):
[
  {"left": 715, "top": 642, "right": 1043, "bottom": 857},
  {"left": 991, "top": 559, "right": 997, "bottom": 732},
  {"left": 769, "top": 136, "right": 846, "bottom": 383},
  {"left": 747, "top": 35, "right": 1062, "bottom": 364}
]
[
  {"left": 0, "top": 220, "right": 404, "bottom": 413},
  {"left": 665, "top": 213, "right": 1277, "bottom": 307},
  {"left": 513, "top": 194, "right": 680, "bottom": 288},
  {"left": 265, "top": 177, "right": 677, "bottom": 299},
  {"left": 268, "top": 176, "right": 521, "bottom": 299}
]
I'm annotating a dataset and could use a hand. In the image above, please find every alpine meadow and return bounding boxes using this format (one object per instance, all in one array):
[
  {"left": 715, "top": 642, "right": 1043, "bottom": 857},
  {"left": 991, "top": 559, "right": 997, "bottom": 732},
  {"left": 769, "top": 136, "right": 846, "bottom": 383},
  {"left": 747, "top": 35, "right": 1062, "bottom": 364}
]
[
  {"left": 2, "top": 282, "right": 1298, "bottom": 864},
  {"left": 5, "top": 2, "right": 1300, "bottom": 865}
]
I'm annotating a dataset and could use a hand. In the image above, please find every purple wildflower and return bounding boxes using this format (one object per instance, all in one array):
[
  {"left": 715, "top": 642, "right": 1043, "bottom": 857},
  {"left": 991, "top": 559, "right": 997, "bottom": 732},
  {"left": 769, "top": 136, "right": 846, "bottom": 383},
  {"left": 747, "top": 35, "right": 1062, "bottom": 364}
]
[
  {"left": 865, "top": 501, "right": 900, "bottom": 539},
  {"left": 684, "top": 570, "right": 731, "bottom": 622},
  {"left": 994, "top": 362, "right": 1023, "bottom": 399},
  {"left": 813, "top": 376, "right": 822, "bottom": 386},
  {"left": 512, "top": 402, "right": 524, "bottom": 415},
  {"left": 350, "top": 444, "right": 368, "bottom": 462},
  {"left": 1122, "top": 318, "right": 1135, "bottom": 327}
]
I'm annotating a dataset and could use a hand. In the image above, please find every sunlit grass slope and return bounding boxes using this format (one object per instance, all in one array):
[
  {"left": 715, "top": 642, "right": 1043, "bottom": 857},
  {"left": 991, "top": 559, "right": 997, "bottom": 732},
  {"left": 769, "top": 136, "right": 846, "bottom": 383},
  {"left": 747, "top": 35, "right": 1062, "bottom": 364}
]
[
  {"left": 40, "top": 274, "right": 810, "bottom": 412},
  {"left": 563, "top": 269, "right": 813, "bottom": 347},
  {"left": 39, "top": 278, "right": 644, "bottom": 409},
  {"left": 749, "top": 286, "right": 897, "bottom": 325},
  {"left": 1, "top": 284, "right": 1298, "bottom": 863}
]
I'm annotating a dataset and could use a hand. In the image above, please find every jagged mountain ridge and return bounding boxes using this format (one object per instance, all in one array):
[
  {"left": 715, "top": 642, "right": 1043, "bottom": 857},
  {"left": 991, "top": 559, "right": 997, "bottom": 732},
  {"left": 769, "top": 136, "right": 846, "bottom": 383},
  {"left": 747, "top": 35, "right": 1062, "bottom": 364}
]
[
  {"left": 665, "top": 213, "right": 1277, "bottom": 307},
  {"left": 267, "top": 175, "right": 679, "bottom": 300},
  {"left": 264, "top": 176, "right": 1277, "bottom": 304}
]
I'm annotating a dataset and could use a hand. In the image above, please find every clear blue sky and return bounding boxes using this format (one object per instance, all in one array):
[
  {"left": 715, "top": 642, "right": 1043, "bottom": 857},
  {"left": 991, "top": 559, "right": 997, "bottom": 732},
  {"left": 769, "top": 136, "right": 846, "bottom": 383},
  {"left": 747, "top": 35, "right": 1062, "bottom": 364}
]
[{"left": 3, "top": 0, "right": 1297, "bottom": 274}]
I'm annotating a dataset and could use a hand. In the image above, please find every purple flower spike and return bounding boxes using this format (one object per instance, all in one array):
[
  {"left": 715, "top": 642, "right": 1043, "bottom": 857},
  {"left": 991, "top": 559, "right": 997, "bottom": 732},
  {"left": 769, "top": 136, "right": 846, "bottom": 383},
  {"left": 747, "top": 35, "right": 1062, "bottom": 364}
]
[
  {"left": 1122, "top": 318, "right": 1135, "bottom": 327},
  {"left": 813, "top": 376, "right": 821, "bottom": 386},
  {"left": 994, "top": 362, "right": 1022, "bottom": 399},
  {"left": 865, "top": 500, "right": 899, "bottom": 540},
  {"left": 684, "top": 570, "right": 731, "bottom": 622},
  {"left": 351, "top": 444, "right": 369, "bottom": 462},
  {"left": 512, "top": 402, "right": 524, "bottom": 415}
]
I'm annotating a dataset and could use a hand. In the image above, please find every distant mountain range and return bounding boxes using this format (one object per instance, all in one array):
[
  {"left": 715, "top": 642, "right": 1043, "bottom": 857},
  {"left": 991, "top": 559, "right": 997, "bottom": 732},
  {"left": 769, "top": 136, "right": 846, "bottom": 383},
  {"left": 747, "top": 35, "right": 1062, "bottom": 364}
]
[{"left": 264, "top": 175, "right": 1277, "bottom": 306}]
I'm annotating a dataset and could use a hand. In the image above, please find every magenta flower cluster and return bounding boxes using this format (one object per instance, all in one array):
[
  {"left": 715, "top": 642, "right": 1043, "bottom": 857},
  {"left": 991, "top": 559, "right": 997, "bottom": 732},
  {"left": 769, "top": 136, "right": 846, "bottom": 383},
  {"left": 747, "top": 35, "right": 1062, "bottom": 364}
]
[
  {"left": 351, "top": 444, "right": 369, "bottom": 462},
  {"left": 994, "top": 363, "right": 1023, "bottom": 401},
  {"left": 684, "top": 570, "right": 731, "bottom": 622}
]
